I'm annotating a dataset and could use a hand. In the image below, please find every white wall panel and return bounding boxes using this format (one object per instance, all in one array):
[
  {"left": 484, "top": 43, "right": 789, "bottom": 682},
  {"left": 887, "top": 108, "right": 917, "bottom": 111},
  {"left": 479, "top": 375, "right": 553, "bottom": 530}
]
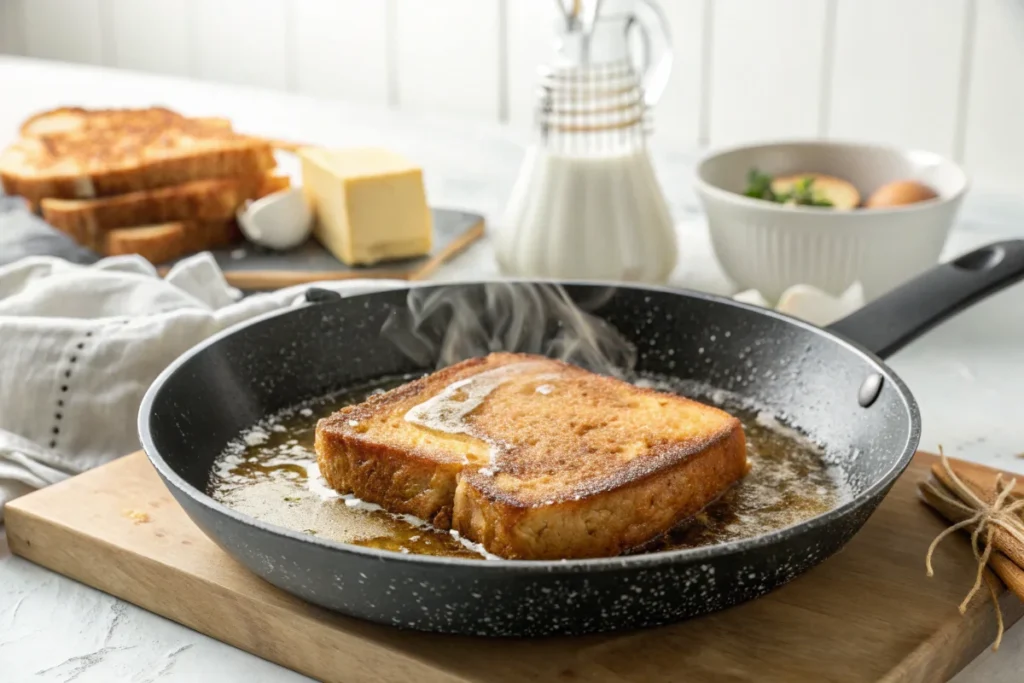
[
  {"left": 654, "top": 0, "right": 706, "bottom": 148},
  {"left": 106, "top": 0, "right": 192, "bottom": 76},
  {"left": 707, "top": 0, "right": 829, "bottom": 146},
  {"left": 23, "top": 0, "right": 105, "bottom": 65},
  {"left": 292, "top": 0, "right": 389, "bottom": 105},
  {"left": 962, "top": 0, "right": 1024, "bottom": 193},
  {"left": 394, "top": 0, "right": 501, "bottom": 121},
  {"left": 194, "top": 0, "right": 290, "bottom": 90},
  {"left": 828, "top": 0, "right": 967, "bottom": 156},
  {"left": 0, "top": 0, "right": 26, "bottom": 55},
  {"left": 7, "top": 0, "right": 1024, "bottom": 193},
  {"left": 505, "top": 0, "right": 558, "bottom": 129}
]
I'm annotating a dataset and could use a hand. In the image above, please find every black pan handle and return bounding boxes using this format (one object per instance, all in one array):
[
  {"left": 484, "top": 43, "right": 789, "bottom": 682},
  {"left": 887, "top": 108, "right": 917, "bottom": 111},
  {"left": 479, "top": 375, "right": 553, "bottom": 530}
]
[
  {"left": 304, "top": 287, "right": 343, "bottom": 304},
  {"left": 826, "top": 239, "right": 1024, "bottom": 359}
]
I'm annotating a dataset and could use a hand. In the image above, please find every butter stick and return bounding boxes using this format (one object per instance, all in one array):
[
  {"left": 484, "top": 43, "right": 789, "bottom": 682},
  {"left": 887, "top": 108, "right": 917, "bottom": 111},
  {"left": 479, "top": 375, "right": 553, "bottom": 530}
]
[{"left": 299, "top": 147, "right": 433, "bottom": 266}]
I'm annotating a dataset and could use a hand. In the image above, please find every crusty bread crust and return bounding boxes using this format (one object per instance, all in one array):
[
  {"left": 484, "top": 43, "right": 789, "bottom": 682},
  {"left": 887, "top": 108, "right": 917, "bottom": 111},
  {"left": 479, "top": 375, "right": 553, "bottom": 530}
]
[
  {"left": 453, "top": 425, "right": 746, "bottom": 559},
  {"left": 316, "top": 359, "right": 490, "bottom": 528},
  {"left": 0, "top": 107, "right": 275, "bottom": 205},
  {"left": 103, "top": 220, "right": 242, "bottom": 264},
  {"left": 315, "top": 431, "right": 463, "bottom": 529},
  {"left": 315, "top": 353, "right": 748, "bottom": 560},
  {"left": 42, "top": 171, "right": 286, "bottom": 252}
]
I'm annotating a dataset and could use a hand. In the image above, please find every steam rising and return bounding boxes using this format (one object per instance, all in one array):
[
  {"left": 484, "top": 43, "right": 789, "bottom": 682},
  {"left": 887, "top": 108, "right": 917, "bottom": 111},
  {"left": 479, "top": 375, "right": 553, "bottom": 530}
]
[{"left": 381, "top": 283, "right": 637, "bottom": 376}]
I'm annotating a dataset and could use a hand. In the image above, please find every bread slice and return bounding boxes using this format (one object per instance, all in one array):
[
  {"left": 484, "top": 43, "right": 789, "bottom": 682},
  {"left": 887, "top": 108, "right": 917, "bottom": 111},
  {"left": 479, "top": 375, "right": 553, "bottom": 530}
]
[
  {"left": 19, "top": 106, "right": 233, "bottom": 137},
  {"left": 103, "top": 220, "right": 242, "bottom": 263},
  {"left": 1, "top": 107, "right": 275, "bottom": 205},
  {"left": 315, "top": 352, "right": 748, "bottom": 560},
  {"left": 40, "top": 171, "right": 288, "bottom": 248}
]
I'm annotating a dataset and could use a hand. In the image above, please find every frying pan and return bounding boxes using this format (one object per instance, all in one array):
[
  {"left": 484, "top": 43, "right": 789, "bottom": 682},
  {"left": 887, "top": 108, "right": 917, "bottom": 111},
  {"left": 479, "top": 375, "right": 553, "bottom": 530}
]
[{"left": 140, "top": 239, "right": 1024, "bottom": 637}]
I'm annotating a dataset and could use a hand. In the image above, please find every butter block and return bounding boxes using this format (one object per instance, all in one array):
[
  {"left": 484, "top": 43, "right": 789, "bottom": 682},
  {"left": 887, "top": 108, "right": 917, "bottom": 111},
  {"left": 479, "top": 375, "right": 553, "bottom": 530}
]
[{"left": 299, "top": 147, "right": 433, "bottom": 265}]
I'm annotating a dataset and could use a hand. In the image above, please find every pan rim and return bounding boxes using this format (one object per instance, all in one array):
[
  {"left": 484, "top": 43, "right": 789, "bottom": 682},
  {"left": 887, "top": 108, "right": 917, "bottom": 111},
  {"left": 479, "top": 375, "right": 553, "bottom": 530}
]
[{"left": 138, "top": 278, "right": 921, "bottom": 572}]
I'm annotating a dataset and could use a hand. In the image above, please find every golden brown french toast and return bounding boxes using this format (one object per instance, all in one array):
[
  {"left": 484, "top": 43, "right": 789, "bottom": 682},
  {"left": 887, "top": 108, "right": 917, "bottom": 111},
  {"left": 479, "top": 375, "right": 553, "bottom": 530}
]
[
  {"left": 315, "top": 352, "right": 747, "bottom": 560},
  {"left": 103, "top": 219, "right": 242, "bottom": 264},
  {"left": 40, "top": 171, "right": 288, "bottom": 245},
  {"left": 0, "top": 107, "right": 275, "bottom": 205}
]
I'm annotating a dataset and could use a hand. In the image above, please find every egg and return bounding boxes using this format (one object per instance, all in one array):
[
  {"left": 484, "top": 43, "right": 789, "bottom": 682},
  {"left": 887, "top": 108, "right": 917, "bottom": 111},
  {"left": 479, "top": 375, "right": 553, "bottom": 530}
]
[
  {"left": 865, "top": 180, "right": 938, "bottom": 209},
  {"left": 237, "top": 187, "right": 313, "bottom": 250},
  {"left": 770, "top": 173, "right": 861, "bottom": 210}
]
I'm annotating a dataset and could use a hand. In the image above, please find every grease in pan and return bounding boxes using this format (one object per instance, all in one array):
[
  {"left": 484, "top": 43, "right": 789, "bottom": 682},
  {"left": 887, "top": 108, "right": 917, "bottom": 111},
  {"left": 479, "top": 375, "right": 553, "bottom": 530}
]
[{"left": 209, "top": 368, "right": 848, "bottom": 561}]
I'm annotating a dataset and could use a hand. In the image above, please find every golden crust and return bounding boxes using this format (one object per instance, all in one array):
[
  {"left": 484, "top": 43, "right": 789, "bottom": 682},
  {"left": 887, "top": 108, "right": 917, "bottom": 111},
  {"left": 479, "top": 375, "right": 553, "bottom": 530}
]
[
  {"left": 102, "top": 220, "right": 242, "bottom": 264},
  {"left": 40, "top": 171, "right": 286, "bottom": 252},
  {"left": 453, "top": 425, "right": 746, "bottom": 559},
  {"left": 0, "top": 106, "right": 274, "bottom": 205},
  {"left": 315, "top": 353, "right": 748, "bottom": 559}
]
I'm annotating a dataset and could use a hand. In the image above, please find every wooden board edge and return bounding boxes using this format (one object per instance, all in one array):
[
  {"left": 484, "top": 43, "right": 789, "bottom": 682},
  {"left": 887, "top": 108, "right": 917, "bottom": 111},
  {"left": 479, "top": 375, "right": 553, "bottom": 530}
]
[
  {"left": 879, "top": 579, "right": 1024, "bottom": 683},
  {"left": 3, "top": 501, "right": 471, "bottom": 683},
  {"left": 222, "top": 217, "right": 484, "bottom": 291},
  {"left": 879, "top": 451, "right": 1024, "bottom": 682},
  {"left": 222, "top": 267, "right": 416, "bottom": 290},
  {"left": 408, "top": 219, "right": 486, "bottom": 281},
  {"left": 7, "top": 450, "right": 1023, "bottom": 683}
]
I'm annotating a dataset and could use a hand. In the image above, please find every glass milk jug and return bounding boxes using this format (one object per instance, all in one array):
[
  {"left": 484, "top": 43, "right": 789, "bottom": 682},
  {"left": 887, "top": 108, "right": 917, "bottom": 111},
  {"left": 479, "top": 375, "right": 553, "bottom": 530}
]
[{"left": 496, "top": 0, "right": 678, "bottom": 283}]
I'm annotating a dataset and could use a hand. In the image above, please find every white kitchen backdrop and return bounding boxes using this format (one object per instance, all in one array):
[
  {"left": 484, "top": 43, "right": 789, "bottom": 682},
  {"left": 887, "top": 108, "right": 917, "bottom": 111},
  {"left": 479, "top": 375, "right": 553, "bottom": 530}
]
[{"left": 1, "top": 0, "right": 1023, "bottom": 194}]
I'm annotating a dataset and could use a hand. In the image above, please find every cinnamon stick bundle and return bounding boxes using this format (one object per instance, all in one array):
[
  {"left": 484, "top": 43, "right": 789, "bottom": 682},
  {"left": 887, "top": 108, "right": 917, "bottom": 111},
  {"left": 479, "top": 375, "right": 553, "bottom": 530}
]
[{"left": 919, "top": 452, "right": 1024, "bottom": 650}]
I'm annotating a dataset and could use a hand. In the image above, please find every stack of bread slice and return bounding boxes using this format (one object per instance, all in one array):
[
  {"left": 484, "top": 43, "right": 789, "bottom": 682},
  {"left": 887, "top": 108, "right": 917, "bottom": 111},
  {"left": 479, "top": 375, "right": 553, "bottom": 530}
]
[{"left": 0, "top": 107, "right": 288, "bottom": 264}]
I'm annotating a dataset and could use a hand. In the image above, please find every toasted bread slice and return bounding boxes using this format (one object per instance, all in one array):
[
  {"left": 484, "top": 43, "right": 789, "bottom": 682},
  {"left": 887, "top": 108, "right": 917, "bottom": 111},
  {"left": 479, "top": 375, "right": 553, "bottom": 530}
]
[
  {"left": 103, "top": 220, "right": 242, "bottom": 263},
  {"left": 315, "top": 352, "right": 747, "bottom": 560},
  {"left": 40, "top": 171, "right": 288, "bottom": 246},
  {"left": 19, "top": 106, "right": 233, "bottom": 137},
  {"left": 104, "top": 223, "right": 186, "bottom": 263},
  {"left": 1, "top": 107, "right": 275, "bottom": 205}
]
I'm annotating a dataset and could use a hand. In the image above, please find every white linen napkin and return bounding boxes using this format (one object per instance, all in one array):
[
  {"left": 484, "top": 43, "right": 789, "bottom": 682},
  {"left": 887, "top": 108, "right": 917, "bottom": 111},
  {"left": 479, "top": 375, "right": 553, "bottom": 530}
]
[{"left": 0, "top": 252, "right": 403, "bottom": 520}]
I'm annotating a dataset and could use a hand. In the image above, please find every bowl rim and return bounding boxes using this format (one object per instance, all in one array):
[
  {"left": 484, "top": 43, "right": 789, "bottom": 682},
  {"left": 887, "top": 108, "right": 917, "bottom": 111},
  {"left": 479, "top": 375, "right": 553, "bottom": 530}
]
[{"left": 694, "top": 138, "right": 970, "bottom": 216}]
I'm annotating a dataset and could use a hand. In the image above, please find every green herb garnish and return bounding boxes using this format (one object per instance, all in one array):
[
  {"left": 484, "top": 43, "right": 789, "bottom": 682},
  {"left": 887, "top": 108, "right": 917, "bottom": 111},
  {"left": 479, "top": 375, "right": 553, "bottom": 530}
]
[
  {"left": 744, "top": 168, "right": 833, "bottom": 207},
  {"left": 744, "top": 168, "right": 777, "bottom": 201}
]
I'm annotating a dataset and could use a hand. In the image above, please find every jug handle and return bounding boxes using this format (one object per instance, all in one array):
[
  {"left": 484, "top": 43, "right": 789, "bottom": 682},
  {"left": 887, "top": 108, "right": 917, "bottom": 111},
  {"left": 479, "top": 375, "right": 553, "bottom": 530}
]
[{"left": 629, "top": 0, "right": 673, "bottom": 107}]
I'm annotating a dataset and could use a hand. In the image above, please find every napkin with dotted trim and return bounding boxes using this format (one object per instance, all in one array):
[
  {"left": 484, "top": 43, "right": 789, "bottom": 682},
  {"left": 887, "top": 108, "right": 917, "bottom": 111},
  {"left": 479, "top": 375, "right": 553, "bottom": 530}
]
[{"left": 0, "top": 252, "right": 403, "bottom": 521}]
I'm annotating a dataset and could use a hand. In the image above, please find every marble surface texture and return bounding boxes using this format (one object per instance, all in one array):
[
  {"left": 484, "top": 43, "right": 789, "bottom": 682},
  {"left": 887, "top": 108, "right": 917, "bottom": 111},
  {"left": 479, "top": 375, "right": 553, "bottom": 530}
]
[{"left": 0, "top": 56, "right": 1022, "bottom": 682}]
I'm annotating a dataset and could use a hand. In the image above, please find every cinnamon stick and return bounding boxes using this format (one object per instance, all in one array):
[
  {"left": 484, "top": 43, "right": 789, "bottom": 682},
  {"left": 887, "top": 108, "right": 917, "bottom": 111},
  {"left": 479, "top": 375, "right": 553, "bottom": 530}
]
[
  {"left": 919, "top": 474, "right": 1024, "bottom": 603},
  {"left": 931, "top": 463, "right": 1024, "bottom": 579}
]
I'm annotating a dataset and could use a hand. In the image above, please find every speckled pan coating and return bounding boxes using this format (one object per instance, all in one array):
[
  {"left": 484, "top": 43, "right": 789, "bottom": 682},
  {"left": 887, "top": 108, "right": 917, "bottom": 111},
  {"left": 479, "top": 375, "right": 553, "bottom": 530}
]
[{"left": 140, "top": 282, "right": 920, "bottom": 637}]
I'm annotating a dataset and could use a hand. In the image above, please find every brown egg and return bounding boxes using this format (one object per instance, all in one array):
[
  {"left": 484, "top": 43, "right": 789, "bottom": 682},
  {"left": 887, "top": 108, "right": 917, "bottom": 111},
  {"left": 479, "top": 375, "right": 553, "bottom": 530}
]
[{"left": 865, "top": 180, "right": 938, "bottom": 208}]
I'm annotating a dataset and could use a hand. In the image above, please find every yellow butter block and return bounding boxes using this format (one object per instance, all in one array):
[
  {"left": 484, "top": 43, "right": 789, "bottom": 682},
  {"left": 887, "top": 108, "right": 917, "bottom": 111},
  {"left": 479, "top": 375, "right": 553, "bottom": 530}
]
[{"left": 299, "top": 147, "right": 433, "bottom": 266}]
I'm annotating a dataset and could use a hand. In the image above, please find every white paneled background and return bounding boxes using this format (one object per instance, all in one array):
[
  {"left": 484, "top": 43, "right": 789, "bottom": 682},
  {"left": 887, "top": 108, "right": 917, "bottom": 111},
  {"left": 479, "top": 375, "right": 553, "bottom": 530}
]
[{"left": 2, "top": 0, "right": 1024, "bottom": 193}]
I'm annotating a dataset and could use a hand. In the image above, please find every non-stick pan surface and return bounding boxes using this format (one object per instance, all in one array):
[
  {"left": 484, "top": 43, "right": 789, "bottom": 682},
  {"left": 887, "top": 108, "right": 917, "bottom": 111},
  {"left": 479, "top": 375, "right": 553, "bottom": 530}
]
[{"left": 140, "top": 240, "right": 1024, "bottom": 636}]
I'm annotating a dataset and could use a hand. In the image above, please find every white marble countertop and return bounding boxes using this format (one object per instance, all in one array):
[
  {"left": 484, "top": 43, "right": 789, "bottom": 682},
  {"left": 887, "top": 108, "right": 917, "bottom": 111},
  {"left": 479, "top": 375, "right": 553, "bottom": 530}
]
[{"left": 1, "top": 56, "right": 1023, "bottom": 682}]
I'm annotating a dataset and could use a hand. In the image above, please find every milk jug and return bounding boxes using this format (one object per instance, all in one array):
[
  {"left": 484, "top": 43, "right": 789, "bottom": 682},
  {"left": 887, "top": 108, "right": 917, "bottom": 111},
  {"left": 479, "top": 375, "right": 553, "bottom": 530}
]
[{"left": 496, "top": 0, "right": 678, "bottom": 283}]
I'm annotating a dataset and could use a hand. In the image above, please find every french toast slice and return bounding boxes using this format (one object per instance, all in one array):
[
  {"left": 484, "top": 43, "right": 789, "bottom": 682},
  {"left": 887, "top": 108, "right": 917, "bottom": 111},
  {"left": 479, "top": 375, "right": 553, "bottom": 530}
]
[
  {"left": 0, "top": 107, "right": 275, "bottom": 205},
  {"left": 315, "top": 352, "right": 747, "bottom": 560},
  {"left": 40, "top": 172, "right": 287, "bottom": 251},
  {"left": 103, "top": 219, "right": 242, "bottom": 263},
  {"left": 18, "top": 106, "right": 233, "bottom": 137}
]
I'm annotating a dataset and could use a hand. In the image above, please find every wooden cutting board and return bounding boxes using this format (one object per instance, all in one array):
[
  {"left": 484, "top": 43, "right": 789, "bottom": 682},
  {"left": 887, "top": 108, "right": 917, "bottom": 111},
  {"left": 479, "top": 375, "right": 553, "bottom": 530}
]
[
  {"left": 167, "top": 207, "right": 485, "bottom": 290},
  {"left": 1, "top": 193, "right": 485, "bottom": 289},
  {"left": 5, "top": 451, "right": 1022, "bottom": 683}
]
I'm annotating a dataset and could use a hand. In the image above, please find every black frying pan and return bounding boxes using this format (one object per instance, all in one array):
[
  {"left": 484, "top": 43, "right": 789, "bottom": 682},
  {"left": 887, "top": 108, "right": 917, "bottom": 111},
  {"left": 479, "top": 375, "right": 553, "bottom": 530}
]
[{"left": 139, "top": 240, "right": 1024, "bottom": 637}]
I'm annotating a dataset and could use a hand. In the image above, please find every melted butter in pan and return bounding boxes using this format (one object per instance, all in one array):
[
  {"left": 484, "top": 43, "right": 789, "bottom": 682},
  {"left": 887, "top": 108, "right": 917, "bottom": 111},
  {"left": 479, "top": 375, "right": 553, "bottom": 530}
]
[{"left": 209, "top": 375, "right": 845, "bottom": 560}]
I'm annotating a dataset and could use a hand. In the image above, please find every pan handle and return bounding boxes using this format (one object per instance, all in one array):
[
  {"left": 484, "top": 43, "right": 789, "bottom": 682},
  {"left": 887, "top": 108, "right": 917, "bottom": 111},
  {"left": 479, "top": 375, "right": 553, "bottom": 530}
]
[{"left": 826, "top": 239, "right": 1024, "bottom": 359}]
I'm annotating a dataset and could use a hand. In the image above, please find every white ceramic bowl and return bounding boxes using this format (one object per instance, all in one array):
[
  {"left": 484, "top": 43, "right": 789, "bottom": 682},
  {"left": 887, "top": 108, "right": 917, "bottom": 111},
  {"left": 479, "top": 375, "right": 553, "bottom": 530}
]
[{"left": 694, "top": 140, "right": 968, "bottom": 302}]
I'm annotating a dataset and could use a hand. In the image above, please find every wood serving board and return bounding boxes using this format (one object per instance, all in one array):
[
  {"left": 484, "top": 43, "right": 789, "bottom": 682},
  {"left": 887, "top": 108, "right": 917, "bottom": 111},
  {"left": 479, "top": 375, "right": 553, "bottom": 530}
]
[
  {"left": 161, "top": 207, "right": 485, "bottom": 290},
  {"left": 2, "top": 193, "right": 484, "bottom": 289},
  {"left": 5, "top": 452, "right": 1023, "bottom": 683}
]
